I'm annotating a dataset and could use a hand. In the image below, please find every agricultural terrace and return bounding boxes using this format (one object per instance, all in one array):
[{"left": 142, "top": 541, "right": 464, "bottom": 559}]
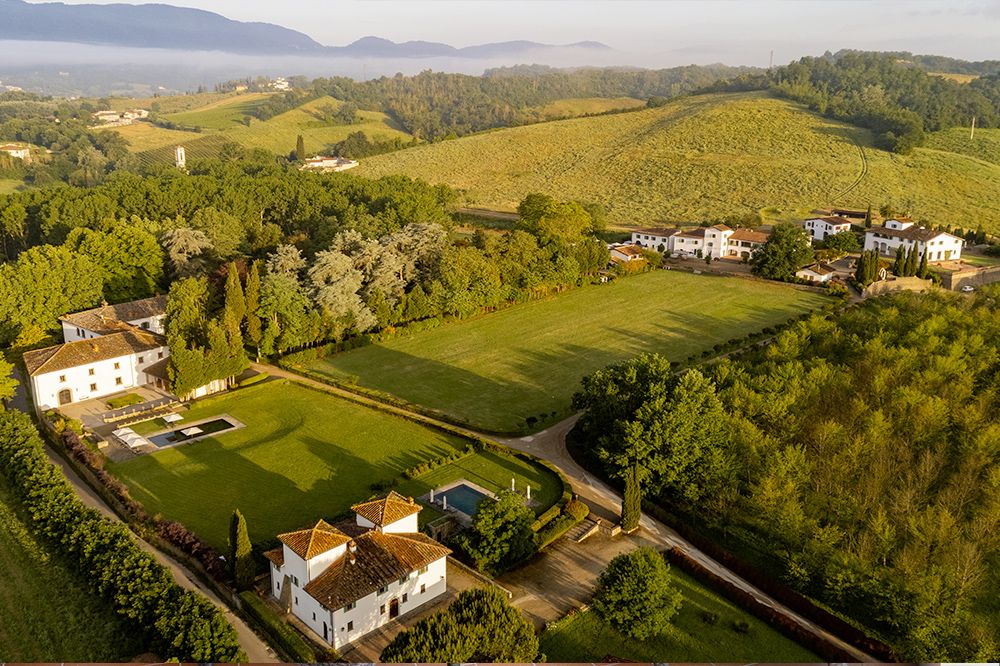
[
  {"left": 298, "top": 270, "right": 828, "bottom": 433},
  {"left": 0, "top": 477, "right": 139, "bottom": 661},
  {"left": 360, "top": 92, "right": 1000, "bottom": 231},
  {"left": 118, "top": 95, "right": 413, "bottom": 167},
  {"left": 109, "top": 380, "right": 561, "bottom": 550},
  {"left": 539, "top": 568, "right": 820, "bottom": 662}
]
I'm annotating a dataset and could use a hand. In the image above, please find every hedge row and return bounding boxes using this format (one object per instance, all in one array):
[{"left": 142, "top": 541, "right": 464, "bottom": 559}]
[
  {"left": 666, "top": 547, "right": 858, "bottom": 662},
  {"left": 530, "top": 504, "right": 562, "bottom": 531},
  {"left": 56, "top": 426, "right": 228, "bottom": 581},
  {"left": 537, "top": 499, "right": 591, "bottom": 549},
  {"left": 0, "top": 410, "right": 244, "bottom": 662},
  {"left": 642, "top": 499, "right": 897, "bottom": 661},
  {"left": 239, "top": 591, "right": 317, "bottom": 662},
  {"left": 404, "top": 445, "right": 475, "bottom": 479}
]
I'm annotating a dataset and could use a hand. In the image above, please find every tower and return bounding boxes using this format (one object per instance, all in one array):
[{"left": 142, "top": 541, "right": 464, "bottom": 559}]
[{"left": 174, "top": 145, "right": 186, "bottom": 170}]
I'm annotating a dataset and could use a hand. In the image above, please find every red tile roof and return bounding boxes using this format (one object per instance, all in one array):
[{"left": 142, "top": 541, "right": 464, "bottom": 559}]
[
  {"left": 277, "top": 520, "right": 351, "bottom": 560},
  {"left": 351, "top": 491, "right": 421, "bottom": 527},
  {"left": 23, "top": 330, "right": 166, "bottom": 376}
]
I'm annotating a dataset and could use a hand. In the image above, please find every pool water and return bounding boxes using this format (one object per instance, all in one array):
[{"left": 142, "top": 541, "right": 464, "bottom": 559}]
[
  {"left": 148, "top": 418, "right": 237, "bottom": 448},
  {"left": 438, "top": 483, "right": 493, "bottom": 515}
]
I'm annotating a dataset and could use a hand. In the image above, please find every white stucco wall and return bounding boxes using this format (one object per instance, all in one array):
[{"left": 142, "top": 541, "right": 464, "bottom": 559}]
[
  {"left": 805, "top": 219, "right": 851, "bottom": 241},
  {"left": 31, "top": 345, "right": 168, "bottom": 410},
  {"left": 864, "top": 231, "right": 963, "bottom": 261},
  {"left": 631, "top": 232, "right": 675, "bottom": 250}
]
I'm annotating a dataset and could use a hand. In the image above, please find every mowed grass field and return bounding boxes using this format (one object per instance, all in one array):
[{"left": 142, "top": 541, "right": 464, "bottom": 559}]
[
  {"left": 540, "top": 568, "right": 819, "bottom": 662},
  {"left": 0, "top": 477, "right": 139, "bottom": 661},
  {"left": 301, "top": 271, "right": 828, "bottom": 433},
  {"left": 109, "top": 380, "right": 560, "bottom": 549},
  {"left": 360, "top": 91, "right": 1000, "bottom": 231},
  {"left": 117, "top": 94, "right": 413, "bottom": 166},
  {"left": 925, "top": 127, "right": 1000, "bottom": 167},
  {"left": 528, "top": 96, "right": 645, "bottom": 120}
]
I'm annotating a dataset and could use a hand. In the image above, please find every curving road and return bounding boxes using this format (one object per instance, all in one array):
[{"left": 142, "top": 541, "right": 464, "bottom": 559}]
[{"left": 256, "top": 362, "right": 876, "bottom": 661}]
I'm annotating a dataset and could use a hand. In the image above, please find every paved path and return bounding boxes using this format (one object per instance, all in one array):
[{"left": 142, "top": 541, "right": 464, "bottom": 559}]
[{"left": 255, "top": 362, "right": 875, "bottom": 661}]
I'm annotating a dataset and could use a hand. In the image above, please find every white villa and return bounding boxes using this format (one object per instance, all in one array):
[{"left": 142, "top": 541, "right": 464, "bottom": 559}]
[
  {"left": 631, "top": 224, "right": 770, "bottom": 259},
  {"left": 23, "top": 296, "right": 227, "bottom": 411},
  {"left": 265, "top": 491, "right": 451, "bottom": 650},
  {"left": 805, "top": 216, "right": 852, "bottom": 242},
  {"left": 609, "top": 244, "right": 646, "bottom": 263},
  {"left": 864, "top": 219, "right": 963, "bottom": 261},
  {"left": 300, "top": 156, "right": 359, "bottom": 173}
]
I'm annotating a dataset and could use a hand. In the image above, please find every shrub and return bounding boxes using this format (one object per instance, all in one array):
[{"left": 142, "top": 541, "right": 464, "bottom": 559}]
[
  {"left": 592, "top": 547, "right": 683, "bottom": 640},
  {"left": 107, "top": 393, "right": 144, "bottom": 409},
  {"left": 733, "top": 619, "right": 751, "bottom": 634},
  {"left": 564, "top": 498, "right": 591, "bottom": 521},
  {"left": 239, "top": 591, "right": 315, "bottom": 662},
  {"left": 531, "top": 504, "right": 562, "bottom": 532},
  {"left": 701, "top": 610, "right": 720, "bottom": 625},
  {"left": 537, "top": 514, "right": 578, "bottom": 549}
]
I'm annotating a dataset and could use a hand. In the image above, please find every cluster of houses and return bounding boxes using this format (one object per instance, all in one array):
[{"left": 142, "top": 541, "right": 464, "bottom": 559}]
[
  {"left": 0, "top": 80, "right": 23, "bottom": 93},
  {"left": 23, "top": 296, "right": 228, "bottom": 412},
  {"left": 299, "top": 156, "right": 360, "bottom": 173},
  {"left": 619, "top": 223, "right": 772, "bottom": 263},
  {"left": 92, "top": 108, "right": 149, "bottom": 127}
]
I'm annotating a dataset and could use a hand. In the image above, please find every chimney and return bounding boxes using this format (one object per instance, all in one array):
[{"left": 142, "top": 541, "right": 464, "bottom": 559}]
[
  {"left": 347, "top": 540, "right": 356, "bottom": 564},
  {"left": 90, "top": 343, "right": 99, "bottom": 353},
  {"left": 408, "top": 496, "right": 414, "bottom": 504}
]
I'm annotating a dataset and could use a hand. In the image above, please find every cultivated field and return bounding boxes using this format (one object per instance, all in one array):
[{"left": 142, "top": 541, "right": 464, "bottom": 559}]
[
  {"left": 539, "top": 568, "right": 819, "bottom": 662},
  {"left": 118, "top": 95, "right": 413, "bottom": 167},
  {"left": 300, "top": 271, "right": 828, "bottom": 433},
  {"left": 109, "top": 380, "right": 560, "bottom": 549},
  {"left": 360, "top": 92, "right": 1000, "bottom": 231},
  {"left": 528, "top": 96, "right": 645, "bottom": 120},
  {"left": 925, "top": 127, "right": 1000, "bottom": 167},
  {"left": 107, "top": 91, "right": 247, "bottom": 114},
  {"left": 0, "top": 478, "right": 138, "bottom": 661}
]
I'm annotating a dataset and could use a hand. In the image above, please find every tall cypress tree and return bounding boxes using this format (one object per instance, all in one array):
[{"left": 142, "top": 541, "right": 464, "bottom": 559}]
[
  {"left": 229, "top": 510, "right": 255, "bottom": 590},
  {"left": 621, "top": 464, "right": 643, "bottom": 532},
  {"left": 244, "top": 260, "right": 263, "bottom": 359},
  {"left": 864, "top": 204, "right": 873, "bottom": 229},
  {"left": 295, "top": 135, "right": 306, "bottom": 162},
  {"left": 918, "top": 248, "right": 929, "bottom": 278},
  {"left": 222, "top": 262, "right": 246, "bottom": 353},
  {"left": 892, "top": 247, "right": 904, "bottom": 275},
  {"left": 905, "top": 247, "right": 918, "bottom": 276}
]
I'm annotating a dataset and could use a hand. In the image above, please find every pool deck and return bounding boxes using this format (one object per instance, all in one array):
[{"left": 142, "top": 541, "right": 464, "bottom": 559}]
[
  {"left": 420, "top": 479, "right": 506, "bottom": 524},
  {"left": 122, "top": 414, "right": 245, "bottom": 456}
]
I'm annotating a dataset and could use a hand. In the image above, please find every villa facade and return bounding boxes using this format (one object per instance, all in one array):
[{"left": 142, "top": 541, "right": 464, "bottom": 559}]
[
  {"left": 631, "top": 224, "right": 770, "bottom": 259},
  {"left": 864, "top": 219, "right": 964, "bottom": 261},
  {"left": 265, "top": 491, "right": 450, "bottom": 650}
]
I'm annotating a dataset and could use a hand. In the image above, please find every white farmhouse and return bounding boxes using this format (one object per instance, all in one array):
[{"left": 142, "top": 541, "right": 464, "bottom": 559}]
[
  {"left": 796, "top": 262, "right": 838, "bottom": 283},
  {"left": 864, "top": 219, "right": 963, "bottom": 262},
  {"left": 0, "top": 143, "right": 31, "bottom": 161},
  {"left": 726, "top": 228, "right": 770, "bottom": 259},
  {"left": 300, "top": 156, "right": 359, "bottom": 173},
  {"left": 631, "top": 227, "right": 681, "bottom": 251},
  {"left": 805, "top": 216, "right": 853, "bottom": 242},
  {"left": 609, "top": 244, "right": 646, "bottom": 263},
  {"left": 265, "top": 491, "right": 450, "bottom": 650},
  {"left": 671, "top": 224, "right": 734, "bottom": 259}
]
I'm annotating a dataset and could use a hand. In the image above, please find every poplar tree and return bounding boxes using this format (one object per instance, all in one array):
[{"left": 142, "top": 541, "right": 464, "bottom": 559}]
[
  {"left": 222, "top": 262, "right": 245, "bottom": 353},
  {"left": 892, "top": 247, "right": 904, "bottom": 275},
  {"left": 918, "top": 248, "right": 929, "bottom": 279},
  {"left": 295, "top": 134, "right": 305, "bottom": 161},
  {"left": 864, "top": 204, "right": 873, "bottom": 228}
]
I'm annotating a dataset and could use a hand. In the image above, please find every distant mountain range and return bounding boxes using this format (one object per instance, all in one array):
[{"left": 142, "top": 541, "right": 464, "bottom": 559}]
[{"left": 0, "top": 0, "right": 612, "bottom": 58}]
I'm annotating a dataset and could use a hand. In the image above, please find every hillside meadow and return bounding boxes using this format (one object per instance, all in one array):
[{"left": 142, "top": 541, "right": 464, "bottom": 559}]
[
  {"left": 360, "top": 92, "right": 1000, "bottom": 231},
  {"left": 299, "top": 270, "right": 828, "bottom": 433}
]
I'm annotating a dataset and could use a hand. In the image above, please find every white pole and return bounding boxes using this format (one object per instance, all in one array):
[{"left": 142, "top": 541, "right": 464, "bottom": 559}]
[
  {"left": 430, "top": 488, "right": 434, "bottom": 503},
  {"left": 511, "top": 477, "right": 515, "bottom": 491},
  {"left": 526, "top": 485, "right": 532, "bottom": 501},
  {"left": 442, "top": 495, "right": 447, "bottom": 511},
  {"left": 971, "top": 116, "right": 976, "bottom": 140}
]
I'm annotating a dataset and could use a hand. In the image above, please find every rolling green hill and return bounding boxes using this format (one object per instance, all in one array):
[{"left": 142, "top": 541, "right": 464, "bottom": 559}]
[
  {"left": 925, "top": 127, "right": 1000, "bottom": 167},
  {"left": 360, "top": 92, "right": 1000, "bottom": 231},
  {"left": 115, "top": 94, "right": 412, "bottom": 166}
]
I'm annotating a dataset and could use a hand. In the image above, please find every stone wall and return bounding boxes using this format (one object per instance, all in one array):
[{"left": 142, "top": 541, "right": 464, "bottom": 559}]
[
  {"left": 940, "top": 264, "right": 1000, "bottom": 290},
  {"left": 863, "top": 276, "right": 932, "bottom": 297}
]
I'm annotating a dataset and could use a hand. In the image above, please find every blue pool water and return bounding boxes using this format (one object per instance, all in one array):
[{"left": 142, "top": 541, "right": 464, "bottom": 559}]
[{"left": 438, "top": 484, "right": 492, "bottom": 515}]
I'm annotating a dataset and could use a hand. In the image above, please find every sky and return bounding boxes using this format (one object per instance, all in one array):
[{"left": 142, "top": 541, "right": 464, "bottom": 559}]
[{"left": 22, "top": 0, "right": 1000, "bottom": 65}]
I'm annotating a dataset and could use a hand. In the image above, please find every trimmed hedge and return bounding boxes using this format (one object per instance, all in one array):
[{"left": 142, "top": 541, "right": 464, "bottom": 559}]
[
  {"left": 239, "top": 591, "right": 317, "bottom": 662},
  {"left": 0, "top": 410, "right": 244, "bottom": 662},
  {"left": 107, "top": 393, "right": 144, "bottom": 409},
  {"left": 666, "top": 547, "right": 857, "bottom": 661},
  {"left": 404, "top": 445, "right": 475, "bottom": 479},
  {"left": 530, "top": 504, "right": 562, "bottom": 532}
]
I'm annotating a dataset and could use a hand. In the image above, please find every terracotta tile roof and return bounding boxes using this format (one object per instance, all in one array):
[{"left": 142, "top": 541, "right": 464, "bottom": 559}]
[
  {"left": 612, "top": 245, "right": 645, "bottom": 257},
  {"left": 867, "top": 225, "right": 958, "bottom": 243},
  {"left": 304, "top": 531, "right": 451, "bottom": 610},
  {"left": 730, "top": 229, "right": 770, "bottom": 243},
  {"left": 351, "top": 491, "right": 420, "bottom": 527},
  {"left": 60, "top": 295, "right": 167, "bottom": 334},
  {"left": 278, "top": 520, "right": 351, "bottom": 560},
  {"left": 23, "top": 330, "right": 167, "bottom": 376},
  {"left": 143, "top": 357, "right": 171, "bottom": 380},
  {"left": 798, "top": 262, "right": 838, "bottom": 276},
  {"left": 809, "top": 216, "right": 853, "bottom": 225},
  {"left": 264, "top": 547, "right": 284, "bottom": 567}
]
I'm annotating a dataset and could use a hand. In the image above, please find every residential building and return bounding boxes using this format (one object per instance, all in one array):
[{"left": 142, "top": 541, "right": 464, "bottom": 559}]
[
  {"left": 23, "top": 295, "right": 228, "bottom": 411},
  {"left": 0, "top": 143, "right": 30, "bottom": 161},
  {"left": 796, "top": 262, "right": 838, "bottom": 283},
  {"left": 609, "top": 244, "right": 646, "bottom": 263},
  {"left": 631, "top": 227, "right": 680, "bottom": 251},
  {"left": 864, "top": 219, "right": 963, "bottom": 261},
  {"left": 671, "top": 224, "right": 734, "bottom": 259},
  {"left": 300, "top": 156, "right": 359, "bottom": 173},
  {"left": 805, "top": 216, "right": 853, "bottom": 242},
  {"left": 265, "top": 492, "right": 451, "bottom": 650},
  {"left": 726, "top": 228, "right": 770, "bottom": 258}
]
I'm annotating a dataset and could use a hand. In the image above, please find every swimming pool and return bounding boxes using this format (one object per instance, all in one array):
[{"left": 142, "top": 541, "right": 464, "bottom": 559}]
[
  {"left": 148, "top": 418, "right": 237, "bottom": 448},
  {"left": 437, "top": 483, "right": 493, "bottom": 516}
]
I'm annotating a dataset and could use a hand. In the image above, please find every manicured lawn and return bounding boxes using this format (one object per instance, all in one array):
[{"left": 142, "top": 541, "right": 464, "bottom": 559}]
[
  {"left": 301, "top": 270, "right": 828, "bottom": 432},
  {"left": 0, "top": 477, "right": 139, "bottom": 661},
  {"left": 539, "top": 568, "right": 820, "bottom": 662},
  {"left": 109, "top": 380, "right": 560, "bottom": 549}
]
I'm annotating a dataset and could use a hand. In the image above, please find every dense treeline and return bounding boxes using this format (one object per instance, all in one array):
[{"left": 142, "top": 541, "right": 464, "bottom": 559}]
[
  {"left": 707, "top": 52, "right": 1000, "bottom": 152},
  {"left": 574, "top": 291, "right": 1000, "bottom": 661},
  {"left": 0, "top": 410, "right": 244, "bottom": 661},
  {"left": 856, "top": 50, "right": 1000, "bottom": 77},
  {"left": 251, "top": 64, "right": 757, "bottom": 140}
]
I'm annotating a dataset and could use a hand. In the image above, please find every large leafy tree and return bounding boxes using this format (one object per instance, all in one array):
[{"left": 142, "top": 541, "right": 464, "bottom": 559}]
[
  {"left": 0, "top": 357, "right": 17, "bottom": 407},
  {"left": 593, "top": 547, "right": 683, "bottom": 640},
  {"left": 66, "top": 222, "right": 164, "bottom": 302},
  {"left": 381, "top": 587, "right": 537, "bottom": 662},
  {"left": 454, "top": 490, "right": 537, "bottom": 574},
  {"left": 751, "top": 222, "right": 814, "bottom": 280}
]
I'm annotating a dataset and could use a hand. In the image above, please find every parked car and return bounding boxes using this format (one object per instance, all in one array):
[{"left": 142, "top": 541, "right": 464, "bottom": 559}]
[{"left": 961, "top": 285, "right": 975, "bottom": 293}]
